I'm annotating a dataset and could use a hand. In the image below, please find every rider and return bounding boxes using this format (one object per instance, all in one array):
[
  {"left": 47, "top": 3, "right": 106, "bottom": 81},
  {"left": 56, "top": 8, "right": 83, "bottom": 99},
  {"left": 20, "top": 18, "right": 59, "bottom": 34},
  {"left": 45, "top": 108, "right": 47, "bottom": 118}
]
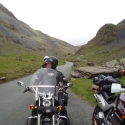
[
  {"left": 44, "top": 56, "right": 70, "bottom": 123},
  {"left": 118, "top": 68, "right": 125, "bottom": 76},
  {"left": 112, "top": 68, "right": 125, "bottom": 78}
]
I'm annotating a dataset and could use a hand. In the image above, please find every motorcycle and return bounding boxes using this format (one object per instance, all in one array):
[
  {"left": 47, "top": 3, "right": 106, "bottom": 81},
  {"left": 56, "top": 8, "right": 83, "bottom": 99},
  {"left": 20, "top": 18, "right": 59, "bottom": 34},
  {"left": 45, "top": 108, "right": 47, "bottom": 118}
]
[
  {"left": 92, "top": 74, "right": 125, "bottom": 125},
  {"left": 17, "top": 68, "right": 72, "bottom": 125}
]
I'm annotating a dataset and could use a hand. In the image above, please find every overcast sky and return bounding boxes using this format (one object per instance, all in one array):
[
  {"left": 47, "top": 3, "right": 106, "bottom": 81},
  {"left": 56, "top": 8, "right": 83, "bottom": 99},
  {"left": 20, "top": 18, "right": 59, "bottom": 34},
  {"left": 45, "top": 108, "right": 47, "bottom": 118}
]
[{"left": 0, "top": 0, "right": 125, "bottom": 46}]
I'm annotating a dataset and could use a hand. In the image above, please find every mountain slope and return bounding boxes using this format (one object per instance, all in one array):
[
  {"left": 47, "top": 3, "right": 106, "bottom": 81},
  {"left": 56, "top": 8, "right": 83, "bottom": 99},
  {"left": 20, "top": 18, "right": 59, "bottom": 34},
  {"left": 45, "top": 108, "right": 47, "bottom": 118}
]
[
  {"left": 76, "top": 20, "right": 125, "bottom": 64},
  {"left": 0, "top": 4, "right": 76, "bottom": 57}
]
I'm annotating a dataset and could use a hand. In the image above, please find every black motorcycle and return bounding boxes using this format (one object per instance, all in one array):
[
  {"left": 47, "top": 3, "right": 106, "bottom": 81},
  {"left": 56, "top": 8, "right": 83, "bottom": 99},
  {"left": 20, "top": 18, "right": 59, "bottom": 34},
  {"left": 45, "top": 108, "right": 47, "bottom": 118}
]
[{"left": 17, "top": 68, "right": 72, "bottom": 125}]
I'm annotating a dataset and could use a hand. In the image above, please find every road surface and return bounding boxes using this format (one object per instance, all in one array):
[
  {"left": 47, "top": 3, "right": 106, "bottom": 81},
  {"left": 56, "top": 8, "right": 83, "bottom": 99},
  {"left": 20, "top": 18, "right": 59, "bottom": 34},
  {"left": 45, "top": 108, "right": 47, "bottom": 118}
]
[{"left": 0, "top": 62, "right": 94, "bottom": 125}]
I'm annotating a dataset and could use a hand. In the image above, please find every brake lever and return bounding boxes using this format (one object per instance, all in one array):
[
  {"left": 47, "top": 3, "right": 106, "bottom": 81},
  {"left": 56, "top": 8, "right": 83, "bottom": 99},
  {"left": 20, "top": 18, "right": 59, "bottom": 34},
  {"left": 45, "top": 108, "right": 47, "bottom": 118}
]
[
  {"left": 22, "top": 87, "right": 31, "bottom": 93},
  {"left": 22, "top": 88, "right": 28, "bottom": 93}
]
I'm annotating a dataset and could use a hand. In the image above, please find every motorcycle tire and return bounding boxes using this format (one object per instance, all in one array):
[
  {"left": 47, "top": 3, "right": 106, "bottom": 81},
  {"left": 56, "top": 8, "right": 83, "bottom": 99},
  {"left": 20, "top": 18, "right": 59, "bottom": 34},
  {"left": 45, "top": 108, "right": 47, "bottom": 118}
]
[
  {"left": 92, "top": 105, "right": 104, "bottom": 125},
  {"left": 26, "top": 118, "right": 37, "bottom": 125},
  {"left": 43, "top": 121, "right": 51, "bottom": 125}
]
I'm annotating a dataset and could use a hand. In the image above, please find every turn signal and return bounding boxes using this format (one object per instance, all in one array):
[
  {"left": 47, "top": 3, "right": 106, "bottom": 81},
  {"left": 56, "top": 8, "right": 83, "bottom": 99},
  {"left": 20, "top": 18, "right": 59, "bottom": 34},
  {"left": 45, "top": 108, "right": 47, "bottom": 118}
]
[
  {"left": 121, "top": 114, "right": 125, "bottom": 119},
  {"left": 58, "top": 105, "right": 63, "bottom": 111},
  {"left": 30, "top": 104, "right": 35, "bottom": 110}
]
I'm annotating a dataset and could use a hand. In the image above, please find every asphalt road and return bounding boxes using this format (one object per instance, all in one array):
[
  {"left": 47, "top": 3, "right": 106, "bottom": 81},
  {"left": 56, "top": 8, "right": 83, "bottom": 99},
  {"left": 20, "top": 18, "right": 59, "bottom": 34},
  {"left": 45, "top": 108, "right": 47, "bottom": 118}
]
[{"left": 0, "top": 62, "right": 94, "bottom": 125}]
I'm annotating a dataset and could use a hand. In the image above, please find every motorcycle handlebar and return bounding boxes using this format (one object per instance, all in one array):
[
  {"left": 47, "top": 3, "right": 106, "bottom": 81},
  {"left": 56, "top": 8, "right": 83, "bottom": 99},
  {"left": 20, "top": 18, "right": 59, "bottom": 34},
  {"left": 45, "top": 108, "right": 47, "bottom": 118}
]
[{"left": 21, "top": 84, "right": 72, "bottom": 93}]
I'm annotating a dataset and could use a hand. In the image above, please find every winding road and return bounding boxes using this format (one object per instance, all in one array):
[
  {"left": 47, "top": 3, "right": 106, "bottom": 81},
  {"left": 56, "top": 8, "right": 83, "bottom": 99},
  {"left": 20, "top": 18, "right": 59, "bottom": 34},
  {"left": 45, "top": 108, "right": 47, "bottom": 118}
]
[{"left": 0, "top": 62, "right": 94, "bottom": 125}]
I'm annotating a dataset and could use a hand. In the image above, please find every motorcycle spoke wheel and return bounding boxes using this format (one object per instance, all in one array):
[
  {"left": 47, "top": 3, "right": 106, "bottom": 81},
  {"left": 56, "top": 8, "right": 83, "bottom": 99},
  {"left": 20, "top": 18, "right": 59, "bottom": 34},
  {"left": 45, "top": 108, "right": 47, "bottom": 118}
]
[{"left": 43, "top": 121, "right": 51, "bottom": 125}]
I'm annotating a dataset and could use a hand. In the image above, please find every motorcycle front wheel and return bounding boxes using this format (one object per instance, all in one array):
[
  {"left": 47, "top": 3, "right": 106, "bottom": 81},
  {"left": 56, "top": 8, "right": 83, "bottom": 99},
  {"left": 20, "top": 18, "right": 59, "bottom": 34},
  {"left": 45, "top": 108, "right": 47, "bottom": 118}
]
[
  {"left": 26, "top": 118, "right": 37, "bottom": 125},
  {"left": 43, "top": 121, "right": 51, "bottom": 125},
  {"left": 92, "top": 105, "right": 104, "bottom": 125}
]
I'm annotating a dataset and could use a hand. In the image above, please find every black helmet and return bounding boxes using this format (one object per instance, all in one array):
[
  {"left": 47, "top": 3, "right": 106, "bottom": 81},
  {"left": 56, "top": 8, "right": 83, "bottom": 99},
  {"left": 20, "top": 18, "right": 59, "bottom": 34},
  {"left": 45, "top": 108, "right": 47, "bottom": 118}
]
[{"left": 46, "top": 56, "right": 58, "bottom": 69}]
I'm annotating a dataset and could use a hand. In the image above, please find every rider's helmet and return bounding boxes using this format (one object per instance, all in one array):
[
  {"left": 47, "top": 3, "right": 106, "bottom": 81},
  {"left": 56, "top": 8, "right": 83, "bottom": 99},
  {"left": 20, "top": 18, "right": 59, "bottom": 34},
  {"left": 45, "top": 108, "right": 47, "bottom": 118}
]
[{"left": 46, "top": 56, "right": 58, "bottom": 69}]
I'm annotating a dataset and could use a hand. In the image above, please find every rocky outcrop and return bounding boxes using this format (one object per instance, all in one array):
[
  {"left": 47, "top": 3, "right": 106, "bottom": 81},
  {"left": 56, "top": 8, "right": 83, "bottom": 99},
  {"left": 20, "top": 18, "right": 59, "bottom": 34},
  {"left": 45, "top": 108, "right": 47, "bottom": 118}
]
[
  {"left": 106, "top": 59, "right": 124, "bottom": 69},
  {"left": 71, "top": 71, "right": 80, "bottom": 78},
  {"left": 71, "top": 59, "right": 125, "bottom": 79},
  {"left": 16, "top": 56, "right": 22, "bottom": 61},
  {"left": 0, "top": 77, "right": 6, "bottom": 81},
  {"left": 71, "top": 66, "right": 117, "bottom": 78},
  {"left": 87, "top": 61, "right": 94, "bottom": 66},
  {"left": 73, "top": 61, "right": 83, "bottom": 68},
  {"left": 106, "top": 60, "right": 118, "bottom": 68},
  {"left": 71, "top": 78, "right": 76, "bottom": 81},
  {"left": 120, "top": 58, "right": 125, "bottom": 68}
]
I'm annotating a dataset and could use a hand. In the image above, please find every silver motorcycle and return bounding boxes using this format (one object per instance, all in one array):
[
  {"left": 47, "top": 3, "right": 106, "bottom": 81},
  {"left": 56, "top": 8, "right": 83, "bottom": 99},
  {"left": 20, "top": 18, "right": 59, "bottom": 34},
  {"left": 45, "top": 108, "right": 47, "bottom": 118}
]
[
  {"left": 92, "top": 75, "right": 125, "bottom": 125},
  {"left": 17, "top": 68, "right": 72, "bottom": 125}
]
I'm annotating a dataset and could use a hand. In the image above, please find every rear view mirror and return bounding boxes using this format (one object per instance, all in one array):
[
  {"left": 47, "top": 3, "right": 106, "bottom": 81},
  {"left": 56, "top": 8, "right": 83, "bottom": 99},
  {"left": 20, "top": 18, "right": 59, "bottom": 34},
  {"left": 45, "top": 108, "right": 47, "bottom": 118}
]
[
  {"left": 111, "top": 83, "right": 122, "bottom": 93},
  {"left": 17, "top": 81, "right": 24, "bottom": 86},
  {"left": 67, "top": 83, "right": 73, "bottom": 87}
]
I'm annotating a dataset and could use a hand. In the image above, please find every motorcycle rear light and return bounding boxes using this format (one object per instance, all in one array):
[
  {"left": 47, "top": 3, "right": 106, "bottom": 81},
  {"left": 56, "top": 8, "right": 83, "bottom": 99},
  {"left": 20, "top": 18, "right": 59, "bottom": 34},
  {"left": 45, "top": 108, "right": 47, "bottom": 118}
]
[
  {"left": 121, "top": 114, "right": 125, "bottom": 119},
  {"left": 30, "top": 104, "right": 35, "bottom": 110},
  {"left": 58, "top": 105, "right": 63, "bottom": 111}
]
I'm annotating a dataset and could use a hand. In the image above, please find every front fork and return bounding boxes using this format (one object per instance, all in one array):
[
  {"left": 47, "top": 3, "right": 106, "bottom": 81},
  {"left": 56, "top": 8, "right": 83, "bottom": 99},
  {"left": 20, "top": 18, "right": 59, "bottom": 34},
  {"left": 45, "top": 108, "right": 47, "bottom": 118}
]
[{"left": 38, "top": 114, "right": 41, "bottom": 125}]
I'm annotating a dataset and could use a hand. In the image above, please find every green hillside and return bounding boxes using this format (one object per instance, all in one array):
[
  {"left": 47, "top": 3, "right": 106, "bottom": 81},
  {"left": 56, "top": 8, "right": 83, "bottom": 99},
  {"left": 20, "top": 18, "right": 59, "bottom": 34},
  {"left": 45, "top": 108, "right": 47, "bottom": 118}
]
[
  {"left": 0, "top": 3, "right": 76, "bottom": 83},
  {"left": 76, "top": 22, "right": 125, "bottom": 65}
]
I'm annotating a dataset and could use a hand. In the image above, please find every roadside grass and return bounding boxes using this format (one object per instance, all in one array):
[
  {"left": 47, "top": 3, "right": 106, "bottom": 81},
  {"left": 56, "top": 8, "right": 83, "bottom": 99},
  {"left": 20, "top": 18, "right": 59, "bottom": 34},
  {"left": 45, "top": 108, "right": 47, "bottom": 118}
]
[
  {"left": 64, "top": 54, "right": 78, "bottom": 62},
  {"left": 65, "top": 54, "right": 89, "bottom": 67},
  {"left": 119, "top": 77, "right": 125, "bottom": 85},
  {"left": 70, "top": 76, "right": 125, "bottom": 106},
  {"left": 70, "top": 78, "right": 96, "bottom": 106},
  {"left": 0, "top": 52, "right": 64, "bottom": 84}
]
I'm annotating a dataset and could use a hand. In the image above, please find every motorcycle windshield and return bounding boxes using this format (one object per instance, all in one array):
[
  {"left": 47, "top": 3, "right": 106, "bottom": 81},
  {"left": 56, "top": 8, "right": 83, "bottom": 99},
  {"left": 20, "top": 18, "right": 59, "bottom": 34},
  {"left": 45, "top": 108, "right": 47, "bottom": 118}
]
[{"left": 30, "top": 68, "right": 58, "bottom": 94}]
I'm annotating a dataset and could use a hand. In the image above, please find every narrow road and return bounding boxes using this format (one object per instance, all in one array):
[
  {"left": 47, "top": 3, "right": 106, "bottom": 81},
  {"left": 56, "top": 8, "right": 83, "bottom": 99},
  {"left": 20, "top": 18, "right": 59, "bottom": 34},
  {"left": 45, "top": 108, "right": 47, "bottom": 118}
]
[
  {"left": 67, "top": 88, "right": 94, "bottom": 125},
  {"left": 0, "top": 62, "right": 94, "bottom": 125}
]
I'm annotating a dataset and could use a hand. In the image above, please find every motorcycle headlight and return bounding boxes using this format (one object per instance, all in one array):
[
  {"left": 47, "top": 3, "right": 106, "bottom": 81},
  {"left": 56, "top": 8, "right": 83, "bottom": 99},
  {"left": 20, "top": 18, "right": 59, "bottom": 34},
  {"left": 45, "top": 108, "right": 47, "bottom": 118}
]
[{"left": 42, "top": 99, "right": 51, "bottom": 107}]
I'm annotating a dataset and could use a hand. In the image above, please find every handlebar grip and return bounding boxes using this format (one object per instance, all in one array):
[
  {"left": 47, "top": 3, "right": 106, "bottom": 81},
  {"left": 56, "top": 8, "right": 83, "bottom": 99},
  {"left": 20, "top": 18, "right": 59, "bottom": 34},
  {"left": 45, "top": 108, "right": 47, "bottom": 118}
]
[
  {"left": 22, "top": 87, "right": 30, "bottom": 93},
  {"left": 22, "top": 89, "right": 27, "bottom": 93},
  {"left": 22, "top": 87, "right": 34, "bottom": 93}
]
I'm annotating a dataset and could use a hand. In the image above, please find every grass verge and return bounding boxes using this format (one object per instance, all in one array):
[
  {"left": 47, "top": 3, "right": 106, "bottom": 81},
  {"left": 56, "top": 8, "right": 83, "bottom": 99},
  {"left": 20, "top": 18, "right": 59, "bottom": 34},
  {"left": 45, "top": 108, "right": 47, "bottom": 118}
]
[
  {"left": 0, "top": 52, "right": 64, "bottom": 84},
  {"left": 70, "top": 78, "right": 96, "bottom": 106}
]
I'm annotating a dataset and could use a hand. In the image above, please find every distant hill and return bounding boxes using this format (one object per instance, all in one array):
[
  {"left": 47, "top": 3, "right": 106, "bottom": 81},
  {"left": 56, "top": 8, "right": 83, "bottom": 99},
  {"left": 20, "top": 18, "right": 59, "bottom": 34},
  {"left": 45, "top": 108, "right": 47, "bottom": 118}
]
[
  {"left": 0, "top": 4, "right": 77, "bottom": 57},
  {"left": 76, "top": 19, "right": 125, "bottom": 64}
]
